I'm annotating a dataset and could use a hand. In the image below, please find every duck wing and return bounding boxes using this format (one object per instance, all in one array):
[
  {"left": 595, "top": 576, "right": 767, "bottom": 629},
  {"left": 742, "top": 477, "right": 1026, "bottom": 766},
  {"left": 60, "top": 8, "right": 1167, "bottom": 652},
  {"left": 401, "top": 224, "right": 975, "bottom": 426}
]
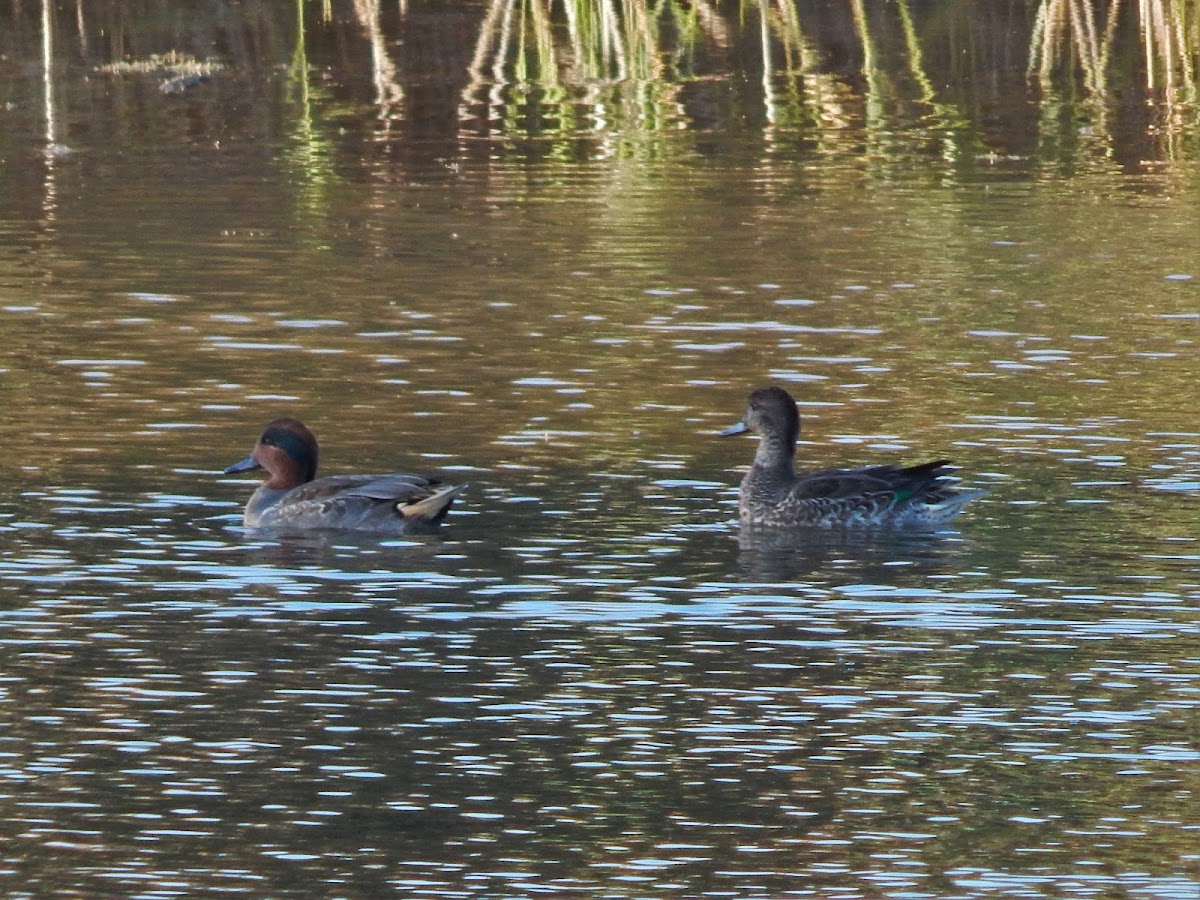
[
  {"left": 791, "top": 460, "right": 956, "bottom": 505},
  {"left": 329, "top": 475, "right": 467, "bottom": 523},
  {"left": 283, "top": 473, "right": 438, "bottom": 504},
  {"left": 279, "top": 474, "right": 466, "bottom": 531}
]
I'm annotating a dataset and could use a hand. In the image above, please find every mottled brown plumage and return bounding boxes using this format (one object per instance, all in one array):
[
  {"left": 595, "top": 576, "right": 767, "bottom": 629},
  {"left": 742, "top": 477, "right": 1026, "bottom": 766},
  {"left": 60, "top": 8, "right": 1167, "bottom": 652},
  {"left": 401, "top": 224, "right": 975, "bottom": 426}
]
[{"left": 722, "top": 387, "right": 982, "bottom": 528}]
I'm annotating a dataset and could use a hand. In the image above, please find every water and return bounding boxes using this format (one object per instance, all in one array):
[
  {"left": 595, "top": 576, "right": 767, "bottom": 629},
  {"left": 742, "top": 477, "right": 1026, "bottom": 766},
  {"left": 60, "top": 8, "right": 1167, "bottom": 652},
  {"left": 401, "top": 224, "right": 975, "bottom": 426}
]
[{"left": 2, "top": 1, "right": 1200, "bottom": 896}]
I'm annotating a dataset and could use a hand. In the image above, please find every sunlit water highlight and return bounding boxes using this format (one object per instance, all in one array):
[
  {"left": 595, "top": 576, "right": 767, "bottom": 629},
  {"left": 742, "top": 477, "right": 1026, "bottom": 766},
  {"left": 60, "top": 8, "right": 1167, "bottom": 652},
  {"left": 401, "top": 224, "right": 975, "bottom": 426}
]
[{"left": 2, "top": 0, "right": 1200, "bottom": 896}]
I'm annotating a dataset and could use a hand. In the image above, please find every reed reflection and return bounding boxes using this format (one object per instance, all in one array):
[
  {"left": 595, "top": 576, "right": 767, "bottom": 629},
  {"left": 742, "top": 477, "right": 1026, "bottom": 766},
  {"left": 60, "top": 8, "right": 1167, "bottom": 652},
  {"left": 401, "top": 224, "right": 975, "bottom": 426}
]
[
  {"left": 451, "top": 0, "right": 1200, "bottom": 165},
  {"left": 8, "top": 0, "right": 1198, "bottom": 178}
]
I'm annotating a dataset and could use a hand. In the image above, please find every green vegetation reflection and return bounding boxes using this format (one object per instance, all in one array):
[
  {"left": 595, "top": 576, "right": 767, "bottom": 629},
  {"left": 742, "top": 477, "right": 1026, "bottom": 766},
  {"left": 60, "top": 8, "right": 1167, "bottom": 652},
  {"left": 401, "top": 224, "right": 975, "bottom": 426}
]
[
  {"left": 11, "top": 1, "right": 1200, "bottom": 167},
  {"left": 456, "top": 0, "right": 1200, "bottom": 164}
]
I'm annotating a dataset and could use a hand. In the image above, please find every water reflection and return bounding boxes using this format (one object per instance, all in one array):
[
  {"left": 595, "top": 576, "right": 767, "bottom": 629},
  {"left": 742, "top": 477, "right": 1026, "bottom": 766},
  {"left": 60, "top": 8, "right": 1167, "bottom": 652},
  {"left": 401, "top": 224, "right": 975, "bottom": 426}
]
[
  {"left": 2, "top": 466, "right": 1200, "bottom": 895},
  {"left": 4, "top": 0, "right": 1198, "bottom": 172},
  {"left": 733, "top": 524, "right": 969, "bottom": 583},
  {"left": 4, "top": 551, "right": 1198, "bottom": 891},
  {"left": 2, "top": 1, "right": 1200, "bottom": 897}
]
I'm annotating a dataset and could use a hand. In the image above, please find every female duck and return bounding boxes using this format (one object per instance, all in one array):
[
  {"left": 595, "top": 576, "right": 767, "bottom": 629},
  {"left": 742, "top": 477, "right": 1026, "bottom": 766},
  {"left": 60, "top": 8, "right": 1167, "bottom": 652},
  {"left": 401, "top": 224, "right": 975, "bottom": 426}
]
[
  {"left": 224, "top": 417, "right": 464, "bottom": 533},
  {"left": 721, "top": 386, "right": 981, "bottom": 528}
]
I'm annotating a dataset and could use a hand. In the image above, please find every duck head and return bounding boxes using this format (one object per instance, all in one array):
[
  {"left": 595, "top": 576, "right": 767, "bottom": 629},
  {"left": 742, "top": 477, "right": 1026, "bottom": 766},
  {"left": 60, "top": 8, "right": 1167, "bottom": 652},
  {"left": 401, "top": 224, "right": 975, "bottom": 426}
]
[
  {"left": 720, "top": 386, "right": 801, "bottom": 446},
  {"left": 224, "top": 417, "right": 319, "bottom": 489}
]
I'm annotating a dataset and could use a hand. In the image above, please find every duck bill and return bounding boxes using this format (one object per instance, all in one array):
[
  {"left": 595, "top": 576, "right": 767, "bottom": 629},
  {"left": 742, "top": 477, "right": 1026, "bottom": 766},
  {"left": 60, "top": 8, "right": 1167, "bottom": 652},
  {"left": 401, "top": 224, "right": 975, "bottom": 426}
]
[
  {"left": 223, "top": 454, "right": 262, "bottom": 475},
  {"left": 719, "top": 421, "right": 750, "bottom": 437}
]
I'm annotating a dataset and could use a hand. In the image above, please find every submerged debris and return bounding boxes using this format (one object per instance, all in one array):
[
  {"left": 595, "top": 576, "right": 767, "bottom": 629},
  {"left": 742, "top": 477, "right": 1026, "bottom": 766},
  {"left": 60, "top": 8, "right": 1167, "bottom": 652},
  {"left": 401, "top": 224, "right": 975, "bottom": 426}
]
[
  {"left": 97, "top": 51, "right": 224, "bottom": 93},
  {"left": 159, "top": 74, "right": 212, "bottom": 94}
]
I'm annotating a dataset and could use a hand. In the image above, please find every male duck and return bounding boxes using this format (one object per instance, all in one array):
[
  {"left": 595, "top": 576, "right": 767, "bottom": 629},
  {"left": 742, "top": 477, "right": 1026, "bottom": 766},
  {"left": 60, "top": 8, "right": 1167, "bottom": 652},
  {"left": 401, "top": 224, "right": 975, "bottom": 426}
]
[
  {"left": 223, "top": 417, "right": 465, "bottom": 533},
  {"left": 721, "top": 386, "right": 982, "bottom": 528}
]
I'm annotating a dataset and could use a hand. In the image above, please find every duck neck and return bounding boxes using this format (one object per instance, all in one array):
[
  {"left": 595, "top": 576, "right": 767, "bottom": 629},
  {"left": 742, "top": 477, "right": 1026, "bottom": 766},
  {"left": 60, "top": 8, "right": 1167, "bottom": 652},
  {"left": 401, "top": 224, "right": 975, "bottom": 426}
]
[
  {"left": 753, "top": 432, "right": 796, "bottom": 477},
  {"left": 245, "top": 485, "right": 298, "bottom": 526}
]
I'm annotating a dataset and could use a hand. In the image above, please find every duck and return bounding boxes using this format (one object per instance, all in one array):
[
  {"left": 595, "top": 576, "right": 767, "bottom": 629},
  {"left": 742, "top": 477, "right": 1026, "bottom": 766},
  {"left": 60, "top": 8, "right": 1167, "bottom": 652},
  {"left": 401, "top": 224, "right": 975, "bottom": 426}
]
[
  {"left": 223, "top": 417, "right": 465, "bottom": 533},
  {"left": 721, "top": 386, "right": 982, "bottom": 528}
]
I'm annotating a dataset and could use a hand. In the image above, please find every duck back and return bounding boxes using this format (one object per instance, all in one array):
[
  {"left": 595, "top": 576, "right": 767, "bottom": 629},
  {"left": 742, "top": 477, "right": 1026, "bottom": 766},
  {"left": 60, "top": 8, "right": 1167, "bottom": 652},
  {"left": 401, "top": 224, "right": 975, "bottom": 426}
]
[
  {"left": 246, "top": 474, "right": 463, "bottom": 533},
  {"left": 724, "top": 387, "right": 982, "bottom": 529},
  {"left": 740, "top": 459, "right": 981, "bottom": 528}
]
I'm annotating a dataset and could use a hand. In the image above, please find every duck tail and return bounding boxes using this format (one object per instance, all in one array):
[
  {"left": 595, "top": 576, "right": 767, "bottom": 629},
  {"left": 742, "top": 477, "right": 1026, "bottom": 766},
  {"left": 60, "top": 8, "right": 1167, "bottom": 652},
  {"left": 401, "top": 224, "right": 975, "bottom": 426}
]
[
  {"left": 893, "top": 461, "right": 984, "bottom": 524},
  {"left": 928, "top": 488, "right": 986, "bottom": 521},
  {"left": 888, "top": 460, "right": 956, "bottom": 507},
  {"left": 904, "top": 459, "right": 955, "bottom": 480},
  {"left": 400, "top": 483, "right": 467, "bottom": 524}
]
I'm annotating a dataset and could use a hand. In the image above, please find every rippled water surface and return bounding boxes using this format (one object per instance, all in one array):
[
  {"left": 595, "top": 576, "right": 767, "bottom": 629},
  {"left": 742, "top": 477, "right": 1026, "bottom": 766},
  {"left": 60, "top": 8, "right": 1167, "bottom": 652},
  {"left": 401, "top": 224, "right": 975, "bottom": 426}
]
[{"left": 2, "top": 1, "right": 1200, "bottom": 896}]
